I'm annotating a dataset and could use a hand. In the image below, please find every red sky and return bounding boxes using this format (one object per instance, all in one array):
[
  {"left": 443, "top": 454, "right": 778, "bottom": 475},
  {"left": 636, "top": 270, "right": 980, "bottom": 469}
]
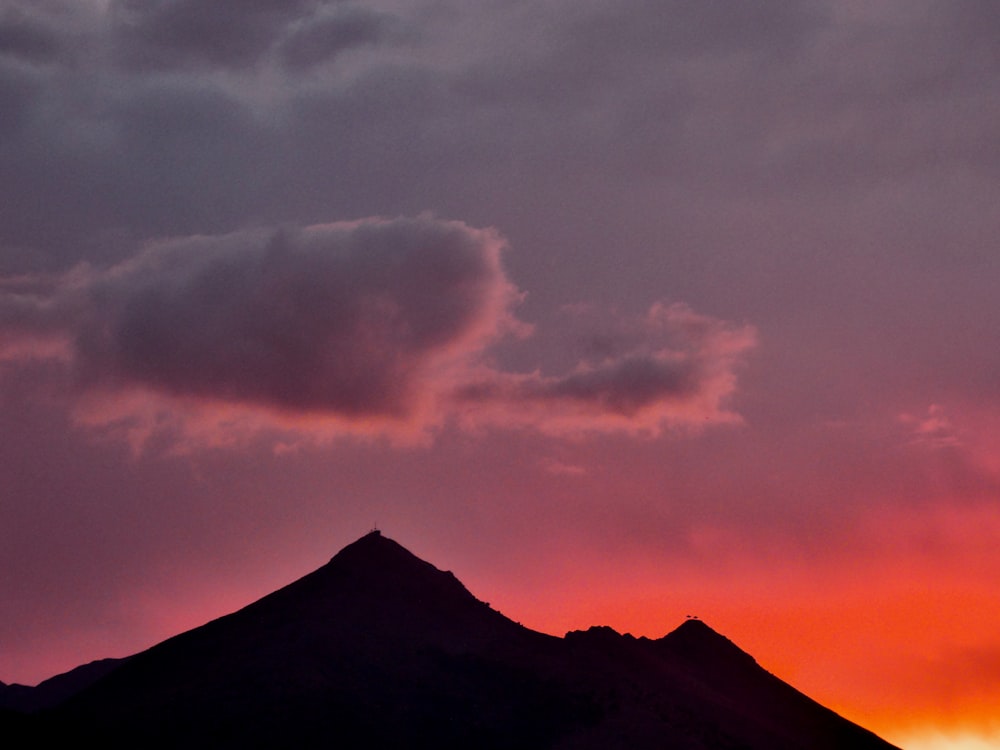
[{"left": 2, "top": 2, "right": 1000, "bottom": 747}]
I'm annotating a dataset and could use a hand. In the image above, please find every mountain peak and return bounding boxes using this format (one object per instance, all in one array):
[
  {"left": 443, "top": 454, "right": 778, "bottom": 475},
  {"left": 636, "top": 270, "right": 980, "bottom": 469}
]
[
  {"left": 315, "top": 530, "right": 469, "bottom": 597},
  {"left": 213, "top": 529, "right": 531, "bottom": 657},
  {"left": 673, "top": 617, "right": 725, "bottom": 639},
  {"left": 326, "top": 528, "right": 409, "bottom": 564},
  {"left": 659, "top": 618, "right": 759, "bottom": 671},
  {"left": 669, "top": 617, "right": 740, "bottom": 642}
]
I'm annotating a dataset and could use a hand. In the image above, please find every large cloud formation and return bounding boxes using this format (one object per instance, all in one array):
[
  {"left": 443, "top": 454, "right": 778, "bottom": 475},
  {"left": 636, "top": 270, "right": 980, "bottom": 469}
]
[
  {"left": 74, "top": 218, "right": 517, "bottom": 418},
  {"left": 0, "top": 216, "right": 754, "bottom": 445}
]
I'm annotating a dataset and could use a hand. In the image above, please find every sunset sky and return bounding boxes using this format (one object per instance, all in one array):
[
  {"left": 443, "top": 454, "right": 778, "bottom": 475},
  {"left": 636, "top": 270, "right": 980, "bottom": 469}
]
[{"left": 2, "top": 2, "right": 999, "bottom": 747}]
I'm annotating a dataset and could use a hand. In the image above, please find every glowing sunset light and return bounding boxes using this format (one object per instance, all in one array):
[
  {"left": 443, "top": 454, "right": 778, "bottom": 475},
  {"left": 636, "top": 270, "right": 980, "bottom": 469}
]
[{"left": 901, "top": 730, "right": 1000, "bottom": 750}]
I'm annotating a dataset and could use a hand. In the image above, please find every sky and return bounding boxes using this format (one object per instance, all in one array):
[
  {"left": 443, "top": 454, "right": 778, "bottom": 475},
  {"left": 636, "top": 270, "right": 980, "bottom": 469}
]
[{"left": 1, "top": 1, "right": 999, "bottom": 747}]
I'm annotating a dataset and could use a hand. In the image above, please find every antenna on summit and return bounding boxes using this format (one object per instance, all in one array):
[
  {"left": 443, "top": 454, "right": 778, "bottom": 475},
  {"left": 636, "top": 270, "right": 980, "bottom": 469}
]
[{"left": 370, "top": 522, "right": 380, "bottom": 536}]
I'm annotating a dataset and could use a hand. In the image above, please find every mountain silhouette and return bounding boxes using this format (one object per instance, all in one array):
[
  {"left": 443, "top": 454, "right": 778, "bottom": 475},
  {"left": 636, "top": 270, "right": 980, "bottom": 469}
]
[{"left": 7, "top": 531, "right": 900, "bottom": 749}]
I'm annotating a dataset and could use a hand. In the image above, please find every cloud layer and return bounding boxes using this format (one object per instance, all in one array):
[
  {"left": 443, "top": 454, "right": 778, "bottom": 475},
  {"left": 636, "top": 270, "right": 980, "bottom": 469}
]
[{"left": 0, "top": 216, "right": 755, "bottom": 445}]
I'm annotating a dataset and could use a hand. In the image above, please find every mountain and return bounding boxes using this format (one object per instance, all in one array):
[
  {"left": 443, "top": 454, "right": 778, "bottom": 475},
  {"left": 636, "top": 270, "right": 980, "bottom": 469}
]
[{"left": 8, "top": 531, "right": 900, "bottom": 749}]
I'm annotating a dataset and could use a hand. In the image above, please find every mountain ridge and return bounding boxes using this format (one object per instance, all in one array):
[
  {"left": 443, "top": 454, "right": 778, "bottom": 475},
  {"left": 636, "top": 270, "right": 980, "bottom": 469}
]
[{"left": 4, "top": 531, "right": 900, "bottom": 749}]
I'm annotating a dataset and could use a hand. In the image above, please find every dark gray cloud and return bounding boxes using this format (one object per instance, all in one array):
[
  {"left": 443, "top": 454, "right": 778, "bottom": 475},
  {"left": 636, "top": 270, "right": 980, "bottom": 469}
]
[
  {"left": 65, "top": 217, "right": 515, "bottom": 420},
  {"left": 452, "top": 303, "right": 757, "bottom": 435},
  {"left": 277, "top": 6, "right": 397, "bottom": 71},
  {"left": 110, "top": 0, "right": 317, "bottom": 71},
  {"left": 535, "top": 353, "right": 698, "bottom": 414},
  {"left": 455, "top": 353, "right": 699, "bottom": 417},
  {"left": 3, "top": 0, "right": 998, "bottom": 277}
]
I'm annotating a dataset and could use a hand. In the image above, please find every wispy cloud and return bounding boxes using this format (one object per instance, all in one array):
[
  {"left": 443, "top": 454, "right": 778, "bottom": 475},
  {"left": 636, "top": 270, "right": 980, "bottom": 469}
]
[
  {"left": 453, "top": 302, "right": 757, "bottom": 436},
  {"left": 899, "top": 404, "right": 962, "bottom": 448}
]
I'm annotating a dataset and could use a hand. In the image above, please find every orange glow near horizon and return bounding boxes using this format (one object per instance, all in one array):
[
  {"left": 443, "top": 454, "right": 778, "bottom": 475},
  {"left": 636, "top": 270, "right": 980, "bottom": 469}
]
[
  {"left": 6, "top": 499, "right": 999, "bottom": 749},
  {"left": 467, "top": 500, "right": 1000, "bottom": 748},
  {"left": 493, "top": 582, "right": 1000, "bottom": 747}
]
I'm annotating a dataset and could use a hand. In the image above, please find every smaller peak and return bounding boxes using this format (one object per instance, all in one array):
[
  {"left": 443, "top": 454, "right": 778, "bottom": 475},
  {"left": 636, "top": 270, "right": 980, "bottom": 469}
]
[
  {"left": 566, "top": 625, "right": 622, "bottom": 638},
  {"left": 564, "top": 625, "right": 640, "bottom": 649}
]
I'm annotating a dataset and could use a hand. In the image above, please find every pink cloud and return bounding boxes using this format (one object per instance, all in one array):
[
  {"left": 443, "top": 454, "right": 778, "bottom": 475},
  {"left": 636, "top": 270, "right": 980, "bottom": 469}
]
[
  {"left": 0, "top": 218, "right": 757, "bottom": 447},
  {"left": 452, "top": 303, "right": 758, "bottom": 436},
  {"left": 74, "top": 218, "right": 519, "bottom": 417},
  {"left": 899, "top": 404, "right": 962, "bottom": 448}
]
